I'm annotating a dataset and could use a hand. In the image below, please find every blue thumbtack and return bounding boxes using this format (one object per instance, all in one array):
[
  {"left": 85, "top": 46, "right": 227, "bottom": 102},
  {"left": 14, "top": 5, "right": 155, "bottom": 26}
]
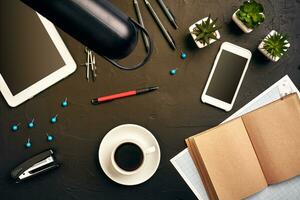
[
  {"left": 50, "top": 114, "right": 58, "bottom": 124},
  {"left": 170, "top": 69, "right": 177, "bottom": 76},
  {"left": 47, "top": 133, "right": 54, "bottom": 142},
  {"left": 25, "top": 138, "right": 32, "bottom": 148},
  {"left": 181, "top": 52, "right": 187, "bottom": 59},
  {"left": 11, "top": 123, "right": 20, "bottom": 132},
  {"left": 27, "top": 118, "right": 35, "bottom": 128},
  {"left": 61, "top": 98, "right": 68, "bottom": 107}
]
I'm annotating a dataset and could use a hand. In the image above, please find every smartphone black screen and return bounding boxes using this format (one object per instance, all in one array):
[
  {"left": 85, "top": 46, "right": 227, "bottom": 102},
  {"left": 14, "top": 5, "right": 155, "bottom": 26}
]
[{"left": 206, "top": 50, "right": 248, "bottom": 104}]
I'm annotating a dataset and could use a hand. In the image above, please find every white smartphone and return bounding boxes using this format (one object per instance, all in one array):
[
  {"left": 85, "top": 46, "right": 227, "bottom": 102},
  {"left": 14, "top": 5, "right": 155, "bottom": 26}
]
[{"left": 201, "top": 42, "right": 252, "bottom": 111}]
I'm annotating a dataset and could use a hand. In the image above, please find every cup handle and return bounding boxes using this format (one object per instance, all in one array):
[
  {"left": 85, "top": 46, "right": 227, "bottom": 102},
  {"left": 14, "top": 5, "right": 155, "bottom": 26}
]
[{"left": 145, "top": 146, "right": 156, "bottom": 155}]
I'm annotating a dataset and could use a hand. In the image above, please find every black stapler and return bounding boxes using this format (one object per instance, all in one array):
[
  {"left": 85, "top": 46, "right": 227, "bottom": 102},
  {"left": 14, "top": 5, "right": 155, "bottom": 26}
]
[{"left": 11, "top": 149, "right": 60, "bottom": 183}]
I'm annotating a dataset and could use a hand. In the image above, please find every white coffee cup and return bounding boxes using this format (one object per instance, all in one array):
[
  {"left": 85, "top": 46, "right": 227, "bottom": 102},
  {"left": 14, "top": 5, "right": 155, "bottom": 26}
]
[{"left": 111, "top": 139, "right": 156, "bottom": 176}]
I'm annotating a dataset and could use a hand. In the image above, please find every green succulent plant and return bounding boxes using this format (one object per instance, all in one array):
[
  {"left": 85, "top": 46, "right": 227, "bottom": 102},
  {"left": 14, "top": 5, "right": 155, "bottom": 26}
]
[
  {"left": 263, "top": 32, "right": 289, "bottom": 58},
  {"left": 192, "top": 15, "right": 220, "bottom": 46},
  {"left": 237, "top": 0, "right": 265, "bottom": 29}
]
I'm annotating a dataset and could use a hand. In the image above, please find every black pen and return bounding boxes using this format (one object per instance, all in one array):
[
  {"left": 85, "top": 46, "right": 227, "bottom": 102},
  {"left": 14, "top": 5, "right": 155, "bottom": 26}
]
[
  {"left": 133, "top": 0, "right": 150, "bottom": 52},
  {"left": 144, "top": 0, "right": 176, "bottom": 50},
  {"left": 157, "top": 0, "right": 178, "bottom": 29}
]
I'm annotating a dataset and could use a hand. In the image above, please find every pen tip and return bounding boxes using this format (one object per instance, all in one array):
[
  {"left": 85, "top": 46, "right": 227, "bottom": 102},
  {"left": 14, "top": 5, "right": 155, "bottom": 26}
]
[
  {"left": 91, "top": 99, "right": 100, "bottom": 105},
  {"left": 173, "top": 21, "right": 179, "bottom": 29}
]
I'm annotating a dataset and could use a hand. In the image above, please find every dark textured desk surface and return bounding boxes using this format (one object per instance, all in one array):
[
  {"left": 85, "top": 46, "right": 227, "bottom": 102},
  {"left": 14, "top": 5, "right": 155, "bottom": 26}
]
[{"left": 1, "top": 0, "right": 300, "bottom": 199}]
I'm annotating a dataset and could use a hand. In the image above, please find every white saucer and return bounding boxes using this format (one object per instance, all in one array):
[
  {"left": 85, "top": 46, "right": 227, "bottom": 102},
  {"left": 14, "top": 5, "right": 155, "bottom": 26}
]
[{"left": 98, "top": 124, "right": 161, "bottom": 186}]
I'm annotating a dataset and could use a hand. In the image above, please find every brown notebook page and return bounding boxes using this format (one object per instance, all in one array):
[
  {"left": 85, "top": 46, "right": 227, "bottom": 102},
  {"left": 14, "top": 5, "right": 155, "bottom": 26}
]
[
  {"left": 189, "top": 118, "right": 267, "bottom": 200},
  {"left": 242, "top": 94, "right": 300, "bottom": 184}
]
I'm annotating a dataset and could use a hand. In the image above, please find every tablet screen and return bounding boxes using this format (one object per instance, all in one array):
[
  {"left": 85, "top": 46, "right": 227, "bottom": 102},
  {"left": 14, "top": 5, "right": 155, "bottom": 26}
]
[{"left": 0, "top": 0, "right": 65, "bottom": 95}]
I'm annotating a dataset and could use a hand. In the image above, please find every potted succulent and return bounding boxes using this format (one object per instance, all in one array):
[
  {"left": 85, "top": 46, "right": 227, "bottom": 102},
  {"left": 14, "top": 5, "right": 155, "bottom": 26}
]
[
  {"left": 258, "top": 30, "right": 290, "bottom": 62},
  {"left": 189, "top": 15, "right": 221, "bottom": 48},
  {"left": 232, "top": 0, "right": 265, "bottom": 33}
]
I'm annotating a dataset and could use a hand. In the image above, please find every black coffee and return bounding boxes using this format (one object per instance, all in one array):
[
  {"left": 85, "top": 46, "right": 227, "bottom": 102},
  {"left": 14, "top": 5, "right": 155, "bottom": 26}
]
[{"left": 114, "top": 142, "right": 144, "bottom": 171}]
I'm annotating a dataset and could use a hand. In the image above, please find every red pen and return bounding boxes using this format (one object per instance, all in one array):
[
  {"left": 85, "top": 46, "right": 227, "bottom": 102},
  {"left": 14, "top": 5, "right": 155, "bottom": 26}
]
[{"left": 91, "top": 86, "right": 159, "bottom": 105}]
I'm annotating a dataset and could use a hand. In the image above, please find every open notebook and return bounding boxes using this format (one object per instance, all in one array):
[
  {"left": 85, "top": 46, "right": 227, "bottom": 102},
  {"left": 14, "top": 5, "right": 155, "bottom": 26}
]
[
  {"left": 186, "top": 94, "right": 300, "bottom": 200},
  {"left": 171, "top": 75, "right": 300, "bottom": 200}
]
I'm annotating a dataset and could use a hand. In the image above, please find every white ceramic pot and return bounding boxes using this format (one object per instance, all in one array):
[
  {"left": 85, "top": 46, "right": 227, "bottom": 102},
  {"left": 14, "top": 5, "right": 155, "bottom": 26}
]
[
  {"left": 189, "top": 17, "right": 221, "bottom": 48},
  {"left": 232, "top": 10, "right": 253, "bottom": 33},
  {"left": 232, "top": 10, "right": 265, "bottom": 33},
  {"left": 258, "top": 30, "right": 290, "bottom": 62}
]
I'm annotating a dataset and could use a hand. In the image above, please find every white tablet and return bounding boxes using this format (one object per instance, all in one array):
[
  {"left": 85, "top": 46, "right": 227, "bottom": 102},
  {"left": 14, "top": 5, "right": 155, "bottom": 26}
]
[
  {"left": 0, "top": 0, "right": 76, "bottom": 107},
  {"left": 201, "top": 42, "right": 252, "bottom": 111}
]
